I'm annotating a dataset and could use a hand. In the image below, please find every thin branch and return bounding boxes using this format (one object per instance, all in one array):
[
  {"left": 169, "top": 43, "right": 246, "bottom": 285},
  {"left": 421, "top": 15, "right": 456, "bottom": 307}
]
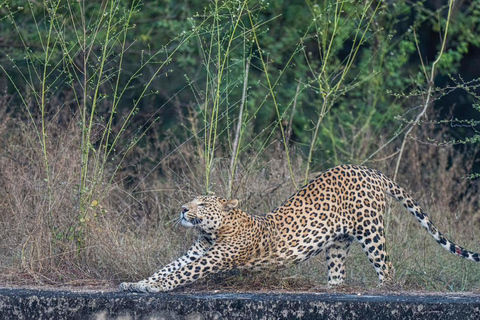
[
  {"left": 286, "top": 82, "right": 301, "bottom": 143},
  {"left": 393, "top": 0, "right": 455, "bottom": 181},
  {"left": 228, "top": 58, "right": 250, "bottom": 198}
]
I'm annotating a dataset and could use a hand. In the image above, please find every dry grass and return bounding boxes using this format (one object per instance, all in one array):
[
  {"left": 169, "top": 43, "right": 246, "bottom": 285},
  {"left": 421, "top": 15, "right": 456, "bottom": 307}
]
[
  {"left": 0, "top": 116, "right": 182, "bottom": 286},
  {"left": 0, "top": 115, "right": 479, "bottom": 293}
]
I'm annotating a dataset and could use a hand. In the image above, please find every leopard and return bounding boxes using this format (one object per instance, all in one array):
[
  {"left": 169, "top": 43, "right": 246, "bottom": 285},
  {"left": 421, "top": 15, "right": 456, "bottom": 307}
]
[{"left": 119, "top": 164, "right": 480, "bottom": 292}]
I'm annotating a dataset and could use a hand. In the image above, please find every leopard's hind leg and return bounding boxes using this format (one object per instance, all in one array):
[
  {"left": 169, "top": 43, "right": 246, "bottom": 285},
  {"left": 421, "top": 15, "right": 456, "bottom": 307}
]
[
  {"left": 326, "top": 235, "right": 353, "bottom": 286},
  {"left": 355, "top": 222, "right": 394, "bottom": 285}
]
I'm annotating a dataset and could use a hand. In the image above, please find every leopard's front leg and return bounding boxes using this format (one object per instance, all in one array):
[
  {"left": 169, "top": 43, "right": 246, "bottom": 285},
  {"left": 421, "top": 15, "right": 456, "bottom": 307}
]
[
  {"left": 123, "top": 244, "right": 236, "bottom": 292},
  {"left": 119, "top": 237, "right": 212, "bottom": 293}
]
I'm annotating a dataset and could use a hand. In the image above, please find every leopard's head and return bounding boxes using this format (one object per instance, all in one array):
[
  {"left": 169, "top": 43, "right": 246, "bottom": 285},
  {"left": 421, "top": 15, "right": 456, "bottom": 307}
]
[{"left": 180, "top": 196, "right": 238, "bottom": 233}]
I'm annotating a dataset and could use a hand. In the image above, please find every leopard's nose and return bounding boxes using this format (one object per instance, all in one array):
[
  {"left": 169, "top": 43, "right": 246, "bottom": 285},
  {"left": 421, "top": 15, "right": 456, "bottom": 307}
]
[{"left": 181, "top": 207, "right": 188, "bottom": 214}]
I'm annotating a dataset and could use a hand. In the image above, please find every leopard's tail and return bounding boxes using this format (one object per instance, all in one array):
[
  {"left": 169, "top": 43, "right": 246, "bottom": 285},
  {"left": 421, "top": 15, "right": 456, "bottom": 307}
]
[{"left": 380, "top": 172, "right": 480, "bottom": 262}]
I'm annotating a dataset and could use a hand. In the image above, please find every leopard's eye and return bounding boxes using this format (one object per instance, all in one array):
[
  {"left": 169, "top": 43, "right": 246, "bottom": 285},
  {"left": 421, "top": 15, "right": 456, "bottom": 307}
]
[{"left": 197, "top": 203, "right": 205, "bottom": 207}]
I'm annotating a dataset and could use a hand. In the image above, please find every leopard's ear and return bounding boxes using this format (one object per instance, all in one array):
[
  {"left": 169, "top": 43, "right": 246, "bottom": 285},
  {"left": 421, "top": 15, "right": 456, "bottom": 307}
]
[{"left": 222, "top": 199, "right": 238, "bottom": 211}]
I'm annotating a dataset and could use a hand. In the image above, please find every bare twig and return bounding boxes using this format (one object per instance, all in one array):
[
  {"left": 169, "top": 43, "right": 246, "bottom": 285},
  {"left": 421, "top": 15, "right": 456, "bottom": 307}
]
[
  {"left": 393, "top": 0, "right": 455, "bottom": 181},
  {"left": 286, "top": 82, "right": 301, "bottom": 143},
  {"left": 228, "top": 58, "right": 250, "bottom": 198}
]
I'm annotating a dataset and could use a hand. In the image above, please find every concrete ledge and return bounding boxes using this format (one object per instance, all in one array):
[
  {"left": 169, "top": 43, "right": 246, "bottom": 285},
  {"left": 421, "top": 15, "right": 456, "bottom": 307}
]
[{"left": 0, "top": 288, "right": 479, "bottom": 320}]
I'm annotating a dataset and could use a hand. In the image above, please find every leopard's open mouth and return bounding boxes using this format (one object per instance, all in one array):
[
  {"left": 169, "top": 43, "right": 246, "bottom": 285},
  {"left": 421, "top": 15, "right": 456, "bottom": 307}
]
[
  {"left": 180, "top": 206, "right": 203, "bottom": 227},
  {"left": 180, "top": 212, "right": 203, "bottom": 227}
]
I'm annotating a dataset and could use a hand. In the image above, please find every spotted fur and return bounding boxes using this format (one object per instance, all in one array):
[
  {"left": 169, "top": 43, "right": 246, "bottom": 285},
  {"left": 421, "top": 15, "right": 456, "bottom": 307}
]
[{"left": 119, "top": 165, "right": 480, "bottom": 292}]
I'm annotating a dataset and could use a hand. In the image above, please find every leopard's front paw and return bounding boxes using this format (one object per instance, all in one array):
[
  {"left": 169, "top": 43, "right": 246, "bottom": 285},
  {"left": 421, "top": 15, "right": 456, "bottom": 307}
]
[
  {"left": 119, "top": 281, "right": 162, "bottom": 293},
  {"left": 119, "top": 281, "right": 141, "bottom": 292}
]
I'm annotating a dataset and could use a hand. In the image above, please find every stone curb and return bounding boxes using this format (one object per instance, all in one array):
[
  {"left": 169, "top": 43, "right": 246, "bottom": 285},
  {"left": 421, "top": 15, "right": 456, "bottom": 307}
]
[{"left": 0, "top": 289, "right": 479, "bottom": 319}]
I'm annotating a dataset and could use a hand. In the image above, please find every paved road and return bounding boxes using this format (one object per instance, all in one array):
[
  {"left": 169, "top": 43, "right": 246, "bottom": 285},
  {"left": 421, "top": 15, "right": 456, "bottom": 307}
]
[{"left": 0, "top": 288, "right": 479, "bottom": 319}]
